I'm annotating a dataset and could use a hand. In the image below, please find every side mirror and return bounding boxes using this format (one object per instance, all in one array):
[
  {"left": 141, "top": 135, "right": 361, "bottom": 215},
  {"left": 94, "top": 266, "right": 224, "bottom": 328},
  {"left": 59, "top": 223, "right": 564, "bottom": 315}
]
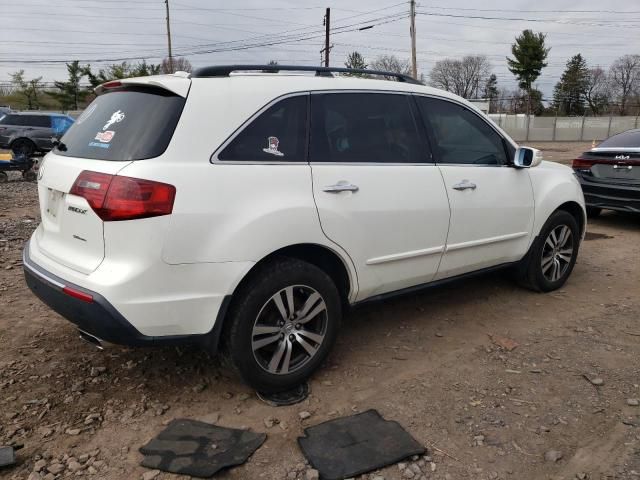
[{"left": 514, "top": 147, "right": 542, "bottom": 168}]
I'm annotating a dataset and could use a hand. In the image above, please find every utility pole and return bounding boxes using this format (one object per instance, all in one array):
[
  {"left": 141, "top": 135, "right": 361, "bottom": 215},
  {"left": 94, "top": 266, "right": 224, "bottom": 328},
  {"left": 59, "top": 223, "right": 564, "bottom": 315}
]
[
  {"left": 323, "top": 8, "right": 330, "bottom": 67},
  {"left": 165, "top": 0, "right": 174, "bottom": 73},
  {"left": 409, "top": 0, "right": 417, "bottom": 79}
]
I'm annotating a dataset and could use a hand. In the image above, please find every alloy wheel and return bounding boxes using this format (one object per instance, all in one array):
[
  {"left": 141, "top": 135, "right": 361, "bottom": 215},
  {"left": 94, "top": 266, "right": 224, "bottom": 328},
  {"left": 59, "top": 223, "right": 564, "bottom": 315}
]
[
  {"left": 541, "top": 224, "right": 574, "bottom": 282},
  {"left": 251, "top": 285, "right": 328, "bottom": 375}
]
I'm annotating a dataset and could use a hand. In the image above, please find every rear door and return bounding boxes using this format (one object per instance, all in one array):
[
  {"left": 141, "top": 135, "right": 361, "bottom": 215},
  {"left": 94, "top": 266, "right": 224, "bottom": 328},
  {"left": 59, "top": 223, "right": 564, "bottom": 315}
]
[
  {"left": 34, "top": 84, "right": 187, "bottom": 274},
  {"left": 415, "top": 95, "right": 534, "bottom": 279},
  {"left": 29, "top": 115, "right": 55, "bottom": 149},
  {"left": 309, "top": 91, "right": 450, "bottom": 300}
]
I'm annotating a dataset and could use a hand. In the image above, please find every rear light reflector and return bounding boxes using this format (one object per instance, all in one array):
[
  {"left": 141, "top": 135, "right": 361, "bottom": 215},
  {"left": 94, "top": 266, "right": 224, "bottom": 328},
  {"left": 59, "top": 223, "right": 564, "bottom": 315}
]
[
  {"left": 70, "top": 170, "right": 176, "bottom": 221},
  {"left": 572, "top": 158, "right": 596, "bottom": 169},
  {"left": 63, "top": 286, "right": 94, "bottom": 303}
]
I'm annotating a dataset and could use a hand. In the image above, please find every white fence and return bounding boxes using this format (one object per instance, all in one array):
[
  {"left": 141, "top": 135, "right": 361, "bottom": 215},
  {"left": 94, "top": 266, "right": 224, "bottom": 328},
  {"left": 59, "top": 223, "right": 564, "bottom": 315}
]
[{"left": 489, "top": 114, "right": 640, "bottom": 142}]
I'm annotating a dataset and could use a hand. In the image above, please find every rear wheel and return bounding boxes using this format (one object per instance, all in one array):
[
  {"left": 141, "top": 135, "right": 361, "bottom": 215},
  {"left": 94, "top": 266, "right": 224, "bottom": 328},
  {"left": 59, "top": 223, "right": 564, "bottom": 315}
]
[
  {"left": 224, "top": 258, "right": 341, "bottom": 393},
  {"left": 517, "top": 210, "right": 580, "bottom": 292},
  {"left": 11, "top": 138, "right": 36, "bottom": 157},
  {"left": 586, "top": 206, "right": 602, "bottom": 218}
]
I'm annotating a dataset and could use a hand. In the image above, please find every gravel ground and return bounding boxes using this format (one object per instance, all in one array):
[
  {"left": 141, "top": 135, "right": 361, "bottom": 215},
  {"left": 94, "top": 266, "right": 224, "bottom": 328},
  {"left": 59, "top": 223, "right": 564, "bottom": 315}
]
[{"left": 1, "top": 144, "right": 640, "bottom": 480}]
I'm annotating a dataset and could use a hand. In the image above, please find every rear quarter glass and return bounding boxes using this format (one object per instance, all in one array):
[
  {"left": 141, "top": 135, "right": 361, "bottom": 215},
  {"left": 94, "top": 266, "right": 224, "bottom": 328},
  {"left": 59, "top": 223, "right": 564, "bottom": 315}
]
[{"left": 56, "top": 86, "right": 186, "bottom": 161}]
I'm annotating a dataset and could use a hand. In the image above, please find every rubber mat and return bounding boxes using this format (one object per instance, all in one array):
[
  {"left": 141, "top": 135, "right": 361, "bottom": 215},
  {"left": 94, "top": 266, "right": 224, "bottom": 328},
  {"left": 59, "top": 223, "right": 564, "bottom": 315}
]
[
  {"left": 298, "top": 409, "right": 425, "bottom": 480},
  {"left": 0, "top": 446, "right": 16, "bottom": 469},
  {"left": 139, "top": 419, "right": 266, "bottom": 478}
]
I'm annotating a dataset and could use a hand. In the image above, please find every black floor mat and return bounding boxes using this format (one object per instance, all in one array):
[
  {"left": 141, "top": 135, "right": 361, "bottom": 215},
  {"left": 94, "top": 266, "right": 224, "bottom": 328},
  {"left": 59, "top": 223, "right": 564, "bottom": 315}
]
[
  {"left": 139, "top": 419, "right": 266, "bottom": 478},
  {"left": 298, "top": 409, "right": 425, "bottom": 480},
  {"left": 0, "top": 446, "right": 16, "bottom": 469}
]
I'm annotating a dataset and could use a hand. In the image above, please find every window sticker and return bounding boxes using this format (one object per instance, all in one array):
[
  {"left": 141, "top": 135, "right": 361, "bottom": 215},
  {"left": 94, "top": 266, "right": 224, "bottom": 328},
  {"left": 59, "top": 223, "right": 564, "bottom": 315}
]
[
  {"left": 76, "top": 103, "right": 97, "bottom": 125},
  {"left": 103, "top": 110, "right": 125, "bottom": 130},
  {"left": 94, "top": 130, "right": 115, "bottom": 143},
  {"left": 88, "top": 142, "right": 110, "bottom": 149},
  {"left": 262, "top": 136, "right": 284, "bottom": 157}
]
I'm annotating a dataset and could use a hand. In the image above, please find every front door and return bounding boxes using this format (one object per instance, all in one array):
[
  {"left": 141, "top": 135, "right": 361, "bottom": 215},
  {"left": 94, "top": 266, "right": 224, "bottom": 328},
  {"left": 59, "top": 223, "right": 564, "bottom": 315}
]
[
  {"left": 310, "top": 92, "right": 451, "bottom": 300},
  {"left": 415, "top": 96, "right": 534, "bottom": 279}
]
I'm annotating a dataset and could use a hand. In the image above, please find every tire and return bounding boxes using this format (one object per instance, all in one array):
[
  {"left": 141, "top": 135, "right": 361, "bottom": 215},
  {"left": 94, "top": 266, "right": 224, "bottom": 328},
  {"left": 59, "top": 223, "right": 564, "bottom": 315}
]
[
  {"left": 11, "top": 138, "right": 36, "bottom": 156},
  {"left": 586, "top": 206, "right": 602, "bottom": 218},
  {"left": 517, "top": 210, "right": 580, "bottom": 292},
  {"left": 0, "top": 172, "right": 7, "bottom": 183},
  {"left": 223, "top": 257, "right": 341, "bottom": 393},
  {"left": 22, "top": 170, "right": 37, "bottom": 182}
]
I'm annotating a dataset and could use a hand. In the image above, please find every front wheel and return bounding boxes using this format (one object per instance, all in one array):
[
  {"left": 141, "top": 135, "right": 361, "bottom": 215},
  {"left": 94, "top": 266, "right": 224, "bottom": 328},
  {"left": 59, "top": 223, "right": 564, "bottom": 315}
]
[
  {"left": 223, "top": 258, "right": 341, "bottom": 393},
  {"left": 11, "top": 138, "right": 36, "bottom": 157},
  {"left": 517, "top": 210, "right": 580, "bottom": 292}
]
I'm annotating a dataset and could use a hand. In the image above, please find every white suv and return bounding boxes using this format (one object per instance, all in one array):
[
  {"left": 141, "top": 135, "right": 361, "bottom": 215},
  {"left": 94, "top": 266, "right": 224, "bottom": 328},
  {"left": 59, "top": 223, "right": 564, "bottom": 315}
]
[{"left": 24, "top": 65, "right": 585, "bottom": 393}]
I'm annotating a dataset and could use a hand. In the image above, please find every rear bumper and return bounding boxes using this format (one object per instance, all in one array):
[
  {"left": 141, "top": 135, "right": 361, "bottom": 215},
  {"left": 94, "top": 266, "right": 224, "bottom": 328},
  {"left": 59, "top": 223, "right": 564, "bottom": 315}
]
[
  {"left": 578, "top": 177, "right": 640, "bottom": 213},
  {"left": 23, "top": 243, "right": 230, "bottom": 348}
]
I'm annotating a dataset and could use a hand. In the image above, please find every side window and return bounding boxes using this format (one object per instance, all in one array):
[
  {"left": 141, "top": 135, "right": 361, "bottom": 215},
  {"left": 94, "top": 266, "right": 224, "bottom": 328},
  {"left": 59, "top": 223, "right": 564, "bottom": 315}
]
[
  {"left": 51, "top": 117, "right": 72, "bottom": 135},
  {"left": 27, "top": 116, "right": 51, "bottom": 128},
  {"left": 416, "top": 97, "right": 508, "bottom": 165},
  {"left": 218, "top": 95, "right": 307, "bottom": 162},
  {"left": 3, "top": 115, "right": 23, "bottom": 126},
  {"left": 309, "top": 93, "right": 425, "bottom": 163}
]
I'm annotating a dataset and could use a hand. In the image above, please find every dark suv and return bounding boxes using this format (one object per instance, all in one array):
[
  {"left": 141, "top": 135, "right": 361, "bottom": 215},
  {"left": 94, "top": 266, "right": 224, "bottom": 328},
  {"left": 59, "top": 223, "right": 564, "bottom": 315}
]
[{"left": 0, "top": 112, "right": 74, "bottom": 156}]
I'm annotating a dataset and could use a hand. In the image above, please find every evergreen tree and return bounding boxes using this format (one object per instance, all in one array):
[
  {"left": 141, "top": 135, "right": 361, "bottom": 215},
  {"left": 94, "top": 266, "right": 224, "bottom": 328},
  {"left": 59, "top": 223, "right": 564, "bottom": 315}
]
[
  {"left": 48, "top": 61, "right": 89, "bottom": 110},
  {"left": 507, "top": 30, "right": 550, "bottom": 115},
  {"left": 552, "top": 54, "right": 589, "bottom": 115},
  {"left": 345, "top": 51, "right": 367, "bottom": 70}
]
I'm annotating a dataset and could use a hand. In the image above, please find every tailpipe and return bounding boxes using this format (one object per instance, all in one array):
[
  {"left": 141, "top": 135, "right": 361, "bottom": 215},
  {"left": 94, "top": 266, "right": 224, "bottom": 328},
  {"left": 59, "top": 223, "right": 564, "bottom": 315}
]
[{"left": 78, "top": 330, "right": 104, "bottom": 351}]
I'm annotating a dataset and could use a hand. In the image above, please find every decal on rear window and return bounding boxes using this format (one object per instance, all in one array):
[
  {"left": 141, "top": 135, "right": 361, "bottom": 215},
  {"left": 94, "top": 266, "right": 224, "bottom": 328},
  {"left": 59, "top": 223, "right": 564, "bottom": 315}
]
[
  {"left": 263, "top": 136, "right": 284, "bottom": 157},
  {"left": 103, "top": 110, "right": 125, "bottom": 130}
]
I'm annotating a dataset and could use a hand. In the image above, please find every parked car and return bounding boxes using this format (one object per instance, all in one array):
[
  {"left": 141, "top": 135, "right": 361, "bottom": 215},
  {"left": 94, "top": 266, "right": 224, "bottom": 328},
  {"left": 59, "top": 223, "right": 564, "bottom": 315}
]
[
  {"left": 23, "top": 66, "right": 586, "bottom": 393},
  {"left": 573, "top": 129, "right": 640, "bottom": 216},
  {"left": 0, "top": 112, "right": 74, "bottom": 156},
  {"left": 0, "top": 106, "right": 11, "bottom": 118}
]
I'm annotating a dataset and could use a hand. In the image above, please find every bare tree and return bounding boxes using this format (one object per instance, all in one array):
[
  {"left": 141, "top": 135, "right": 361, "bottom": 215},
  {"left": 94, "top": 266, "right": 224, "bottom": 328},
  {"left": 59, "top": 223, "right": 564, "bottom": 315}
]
[
  {"left": 160, "top": 57, "right": 193, "bottom": 74},
  {"left": 585, "top": 67, "right": 611, "bottom": 116},
  {"left": 369, "top": 55, "right": 411, "bottom": 79},
  {"left": 428, "top": 55, "right": 491, "bottom": 99},
  {"left": 609, "top": 54, "right": 640, "bottom": 115}
]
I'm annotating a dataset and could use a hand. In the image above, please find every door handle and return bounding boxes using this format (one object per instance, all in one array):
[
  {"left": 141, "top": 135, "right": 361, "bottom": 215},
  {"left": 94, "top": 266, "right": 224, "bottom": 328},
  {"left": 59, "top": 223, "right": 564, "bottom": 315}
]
[
  {"left": 452, "top": 180, "right": 477, "bottom": 191},
  {"left": 323, "top": 181, "right": 359, "bottom": 193}
]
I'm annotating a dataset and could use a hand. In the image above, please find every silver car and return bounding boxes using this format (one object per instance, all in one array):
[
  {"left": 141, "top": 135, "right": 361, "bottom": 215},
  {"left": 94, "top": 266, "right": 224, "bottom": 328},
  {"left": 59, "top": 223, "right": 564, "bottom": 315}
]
[{"left": 0, "top": 112, "right": 74, "bottom": 155}]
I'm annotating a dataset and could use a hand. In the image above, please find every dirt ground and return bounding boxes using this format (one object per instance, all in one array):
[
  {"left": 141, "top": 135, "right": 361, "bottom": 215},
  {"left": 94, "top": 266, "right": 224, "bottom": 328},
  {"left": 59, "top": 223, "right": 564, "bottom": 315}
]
[{"left": 1, "top": 142, "right": 639, "bottom": 480}]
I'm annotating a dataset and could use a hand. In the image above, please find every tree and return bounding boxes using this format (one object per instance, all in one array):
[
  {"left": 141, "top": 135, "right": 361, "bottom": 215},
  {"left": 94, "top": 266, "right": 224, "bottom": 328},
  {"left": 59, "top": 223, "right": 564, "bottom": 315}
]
[
  {"left": 47, "top": 61, "right": 89, "bottom": 110},
  {"left": 585, "top": 67, "right": 611, "bottom": 116},
  {"left": 608, "top": 54, "right": 640, "bottom": 115},
  {"left": 345, "top": 51, "right": 367, "bottom": 74},
  {"left": 429, "top": 55, "right": 491, "bottom": 99},
  {"left": 483, "top": 74, "right": 499, "bottom": 113},
  {"left": 507, "top": 30, "right": 550, "bottom": 115},
  {"left": 160, "top": 56, "right": 192, "bottom": 74},
  {"left": 83, "top": 61, "right": 161, "bottom": 88},
  {"left": 10, "top": 70, "right": 43, "bottom": 110},
  {"left": 370, "top": 55, "right": 411, "bottom": 80},
  {"left": 552, "top": 54, "right": 589, "bottom": 116}
]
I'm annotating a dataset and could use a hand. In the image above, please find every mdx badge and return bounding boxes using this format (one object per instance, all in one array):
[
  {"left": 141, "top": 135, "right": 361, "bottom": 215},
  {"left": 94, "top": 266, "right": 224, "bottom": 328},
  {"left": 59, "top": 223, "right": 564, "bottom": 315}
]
[
  {"left": 615, "top": 155, "right": 630, "bottom": 160},
  {"left": 68, "top": 206, "right": 87, "bottom": 215}
]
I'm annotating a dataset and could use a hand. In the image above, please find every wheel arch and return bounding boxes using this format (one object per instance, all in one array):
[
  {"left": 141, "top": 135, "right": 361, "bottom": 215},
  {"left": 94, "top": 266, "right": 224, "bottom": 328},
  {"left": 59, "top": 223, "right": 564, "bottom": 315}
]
[
  {"left": 555, "top": 201, "right": 586, "bottom": 238},
  {"left": 230, "top": 243, "right": 356, "bottom": 307}
]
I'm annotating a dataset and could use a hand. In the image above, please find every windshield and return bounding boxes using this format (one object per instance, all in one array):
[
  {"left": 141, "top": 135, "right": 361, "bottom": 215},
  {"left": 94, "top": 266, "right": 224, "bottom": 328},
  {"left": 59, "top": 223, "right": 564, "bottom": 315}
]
[{"left": 56, "top": 86, "right": 186, "bottom": 161}]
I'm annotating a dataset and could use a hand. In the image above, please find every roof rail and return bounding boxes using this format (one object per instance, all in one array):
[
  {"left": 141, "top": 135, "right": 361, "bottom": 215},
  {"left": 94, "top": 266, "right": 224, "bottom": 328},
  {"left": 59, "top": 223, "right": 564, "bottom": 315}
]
[{"left": 191, "top": 65, "right": 422, "bottom": 85}]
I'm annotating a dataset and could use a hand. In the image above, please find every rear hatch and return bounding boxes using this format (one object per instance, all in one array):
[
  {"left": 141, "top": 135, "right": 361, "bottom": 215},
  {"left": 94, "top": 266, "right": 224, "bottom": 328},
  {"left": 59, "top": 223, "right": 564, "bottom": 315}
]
[{"left": 35, "top": 76, "right": 189, "bottom": 274}]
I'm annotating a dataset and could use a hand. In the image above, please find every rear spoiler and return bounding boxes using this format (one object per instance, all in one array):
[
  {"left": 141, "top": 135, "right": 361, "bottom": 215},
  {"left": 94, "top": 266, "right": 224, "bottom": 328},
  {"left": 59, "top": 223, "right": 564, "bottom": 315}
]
[{"left": 95, "top": 72, "right": 191, "bottom": 98}]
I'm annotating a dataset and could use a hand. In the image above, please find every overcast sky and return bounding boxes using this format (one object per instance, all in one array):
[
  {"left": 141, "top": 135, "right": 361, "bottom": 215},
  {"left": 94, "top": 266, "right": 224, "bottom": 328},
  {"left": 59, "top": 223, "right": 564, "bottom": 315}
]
[{"left": 1, "top": 0, "right": 638, "bottom": 99}]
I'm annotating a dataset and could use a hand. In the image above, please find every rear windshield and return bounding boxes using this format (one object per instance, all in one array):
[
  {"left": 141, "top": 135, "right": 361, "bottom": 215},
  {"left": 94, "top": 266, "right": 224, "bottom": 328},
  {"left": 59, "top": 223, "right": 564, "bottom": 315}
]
[
  {"left": 598, "top": 129, "right": 640, "bottom": 149},
  {"left": 56, "top": 87, "right": 186, "bottom": 161}
]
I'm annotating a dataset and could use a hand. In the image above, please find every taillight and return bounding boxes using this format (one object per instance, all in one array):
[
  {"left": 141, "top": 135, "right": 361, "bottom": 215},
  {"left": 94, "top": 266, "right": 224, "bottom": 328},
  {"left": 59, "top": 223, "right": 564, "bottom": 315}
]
[
  {"left": 70, "top": 170, "right": 175, "bottom": 221},
  {"left": 572, "top": 158, "right": 596, "bottom": 170}
]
